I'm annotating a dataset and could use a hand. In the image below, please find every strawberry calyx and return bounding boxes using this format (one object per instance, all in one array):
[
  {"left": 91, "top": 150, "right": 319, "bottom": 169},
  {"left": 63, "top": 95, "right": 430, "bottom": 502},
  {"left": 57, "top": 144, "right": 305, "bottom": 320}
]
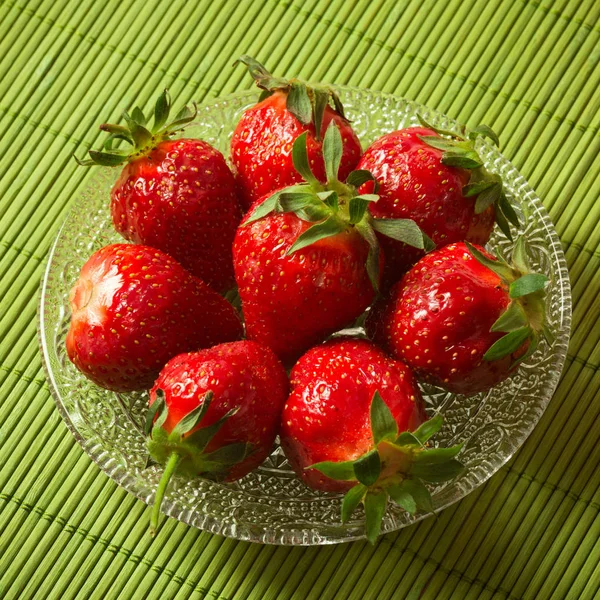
[
  {"left": 75, "top": 90, "right": 197, "bottom": 167},
  {"left": 244, "top": 122, "right": 434, "bottom": 292},
  {"left": 308, "top": 392, "right": 464, "bottom": 543},
  {"left": 236, "top": 55, "right": 348, "bottom": 141},
  {"left": 417, "top": 115, "right": 520, "bottom": 241},
  {"left": 146, "top": 389, "right": 251, "bottom": 536},
  {"left": 465, "top": 239, "right": 553, "bottom": 366}
]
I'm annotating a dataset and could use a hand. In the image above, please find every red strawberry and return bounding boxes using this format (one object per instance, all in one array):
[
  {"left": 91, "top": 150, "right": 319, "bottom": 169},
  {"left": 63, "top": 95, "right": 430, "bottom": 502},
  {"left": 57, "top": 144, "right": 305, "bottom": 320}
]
[
  {"left": 357, "top": 120, "right": 519, "bottom": 288},
  {"left": 146, "top": 340, "right": 289, "bottom": 534},
  {"left": 233, "top": 123, "right": 431, "bottom": 365},
  {"left": 367, "top": 240, "right": 552, "bottom": 395},
  {"left": 280, "top": 339, "right": 464, "bottom": 542},
  {"left": 230, "top": 56, "right": 362, "bottom": 210},
  {"left": 66, "top": 244, "right": 243, "bottom": 392},
  {"left": 77, "top": 91, "right": 242, "bottom": 292}
]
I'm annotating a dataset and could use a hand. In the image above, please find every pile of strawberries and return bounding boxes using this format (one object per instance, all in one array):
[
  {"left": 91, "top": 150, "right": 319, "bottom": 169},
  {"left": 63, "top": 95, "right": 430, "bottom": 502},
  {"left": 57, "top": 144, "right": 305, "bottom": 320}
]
[{"left": 67, "top": 57, "right": 552, "bottom": 542}]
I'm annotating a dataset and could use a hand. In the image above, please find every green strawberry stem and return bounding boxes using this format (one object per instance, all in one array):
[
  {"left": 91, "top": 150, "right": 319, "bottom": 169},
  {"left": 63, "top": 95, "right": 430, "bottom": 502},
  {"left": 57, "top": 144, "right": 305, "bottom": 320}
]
[
  {"left": 75, "top": 89, "right": 197, "bottom": 167},
  {"left": 417, "top": 115, "right": 519, "bottom": 241},
  {"left": 236, "top": 55, "right": 348, "bottom": 140},
  {"left": 145, "top": 390, "right": 251, "bottom": 536},
  {"left": 149, "top": 451, "right": 181, "bottom": 537},
  {"left": 308, "top": 392, "right": 465, "bottom": 543},
  {"left": 244, "top": 121, "right": 434, "bottom": 292},
  {"left": 465, "top": 239, "right": 552, "bottom": 366}
]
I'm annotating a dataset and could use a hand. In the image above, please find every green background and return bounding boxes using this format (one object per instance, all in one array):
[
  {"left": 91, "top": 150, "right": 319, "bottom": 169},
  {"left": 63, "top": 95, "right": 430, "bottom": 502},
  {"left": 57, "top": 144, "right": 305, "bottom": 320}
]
[{"left": 1, "top": 0, "right": 599, "bottom": 598}]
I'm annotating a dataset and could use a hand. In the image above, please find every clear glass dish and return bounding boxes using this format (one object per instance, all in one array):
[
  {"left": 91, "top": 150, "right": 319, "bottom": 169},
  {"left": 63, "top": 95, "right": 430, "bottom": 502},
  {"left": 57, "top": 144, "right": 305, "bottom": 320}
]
[{"left": 38, "top": 88, "right": 571, "bottom": 545}]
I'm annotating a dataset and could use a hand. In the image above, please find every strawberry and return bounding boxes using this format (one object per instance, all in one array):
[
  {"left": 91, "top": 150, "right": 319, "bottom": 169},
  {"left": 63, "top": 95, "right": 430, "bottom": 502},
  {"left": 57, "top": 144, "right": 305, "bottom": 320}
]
[
  {"left": 367, "top": 239, "right": 552, "bottom": 395},
  {"left": 146, "top": 340, "right": 289, "bottom": 534},
  {"left": 230, "top": 56, "right": 362, "bottom": 210},
  {"left": 76, "top": 91, "right": 243, "bottom": 292},
  {"left": 357, "top": 119, "right": 519, "bottom": 288},
  {"left": 280, "top": 339, "right": 464, "bottom": 542},
  {"left": 65, "top": 244, "right": 243, "bottom": 392},
  {"left": 233, "top": 123, "right": 432, "bottom": 365}
]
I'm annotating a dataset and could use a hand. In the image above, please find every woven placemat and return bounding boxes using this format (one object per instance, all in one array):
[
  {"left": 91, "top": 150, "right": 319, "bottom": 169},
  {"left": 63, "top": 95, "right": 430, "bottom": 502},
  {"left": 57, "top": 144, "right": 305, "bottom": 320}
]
[{"left": 1, "top": 0, "right": 599, "bottom": 598}]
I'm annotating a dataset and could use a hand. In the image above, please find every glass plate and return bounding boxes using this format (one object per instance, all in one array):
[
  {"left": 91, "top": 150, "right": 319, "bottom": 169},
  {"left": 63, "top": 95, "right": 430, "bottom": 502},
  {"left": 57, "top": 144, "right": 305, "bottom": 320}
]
[{"left": 38, "top": 88, "right": 571, "bottom": 545}]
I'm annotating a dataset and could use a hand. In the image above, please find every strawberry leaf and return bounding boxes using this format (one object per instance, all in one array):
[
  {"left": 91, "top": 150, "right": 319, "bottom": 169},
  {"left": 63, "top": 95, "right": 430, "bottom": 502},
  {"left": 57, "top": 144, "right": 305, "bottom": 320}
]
[
  {"left": 168, "top": 104, "right": 197, "bottom": 129},
  {"left": 413, "top": 444, "right": 463, "bottom": 465},
  {"left": 236, "top": 55, "right": 289, "bottom": 91},
  {"left": 490, "top": 300, "right": 528, "bottom": 332},
  {"left": 123, "top": 112, "right": 153, "bottom": 148},
  {"left": 171, "top": 391, "right": 213, "bottom": 437},
  {"left": 287, "top": 216, "right": 346, "bottom": 255},
  {"left": 462, "top": 180, "right": 496, "bottom": 197},
  {"left": 330, "top": 90, "right": 347, "bottom": 120},
  {"left": 312, "top": 87, "right": 329, "bottom": 141},
  {"left": 494, "top": 204, "right": 513, "bottom": 241},
  {"left": 542, "top": 323, "right": 555, "bottom": 346},
  {"left": 185, "top": 407, "right": 239, "bottom": 452},
  {"left": 309, "top": 460, "right": 356, "bottom": 480},
  {"left": 510, "top": 331, "right": 539, "bottom": 369},
  {"left": 145, "top": 390, "right": 166, "bottom": 436},
  {"left": 355, "top": 220, "right": 381, "bottom": 292},
  {"left": 512, "top": 236, "right": 530, "bottom": 272},
  {"left": 465, "top": 242, "right": 515, "bottom": 282},
  {"left": 341, "top": 484, "right": 367, "bottom": 523},
  {"left": 498, "top": 193, "right": 520, "bottom": 227},
  {"left": 395, "top": 431, "right": 423, "bottom": 447},
  {"left": 388, "top": 484, "right": 417, "bottom": 514},
  {"left": 292, "top": 132, "right": 320, "bottom": 186},
  {"left": 203, "top": 442, "right": 251, "bottom": 466},
  {"left": 353, "top": 449, "right": 381, "bottom": 486},
  {"left": 346, "top": 169, "right": 379, "bottom": 190},
  {"left": 364, "top": 490, "right": 388, "bottom": 543},
  {"left": 245, "top": 186, "right": 312, "bottom": 225},
  {"left": 154, "top": 394, "right": 170, "bottom": 430},
  {"left": 371, "top": 218, "right": 435, "bottom": 251},
  {"left": 411, "top": 458, "right": 465, "bottom": 483},
  {"left": 469, "top": 124, "right": 500, "bottom": 146},
  {"left": 317, "top": 190, "right": 339, "bottom": 210},
  {"left": 244, "top": 192, "right": 281, "bottom": 225},
  {"left": 84, "top": 150, "right": 129, "bottom": 167},
  {"left": 99, "top": 123, "right": 132, "bottom": 140},
  {"left": 509, "top": 273, "right": 548, "bottom": 298},
  {"left": 323, "top": 121, "right": 343, "bottom": 182},
  {"left": 287, "top": 82, "right": 312, "bottom": 125},
  {"left": 484, "top": 326, "right": 531, "bottom": 361},
  {"left": 153, "top": 89, "right": 171, "bottom": 132},
  {"left": 416, "top": 115, "right": 461, "bottom": 138},
  {"left": 131, "top": 106, "right": 147, "bottom": 127},
  {"left": 412, "top": 413, "right": 443, "bottom": 444},
  {"left": 441, "top": 151, "right": 483, "bottom": 169},
  {"left": 348, "top": 195, "right": 378, "bottom": 225},
  {"left": 400, "top": 479, "right": 434, "bottom": 513},
  {"left": 474, "top": 184, "right": 501, "bottom": 214},
  {"left": 417, "top": 135, "right": 457, "bottom": 152},
  {"left": 370, "top": 391, "right": 398, "bottom": 444},
  {"left": 279, "top": 192, "right": 331, "bottom": 222}
]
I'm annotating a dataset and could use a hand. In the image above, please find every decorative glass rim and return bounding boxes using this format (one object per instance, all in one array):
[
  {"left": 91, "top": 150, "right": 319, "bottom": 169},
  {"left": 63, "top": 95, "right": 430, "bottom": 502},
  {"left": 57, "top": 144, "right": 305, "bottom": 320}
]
[{"left": 38, "top": 87, "right": 572, "bottom": 545}]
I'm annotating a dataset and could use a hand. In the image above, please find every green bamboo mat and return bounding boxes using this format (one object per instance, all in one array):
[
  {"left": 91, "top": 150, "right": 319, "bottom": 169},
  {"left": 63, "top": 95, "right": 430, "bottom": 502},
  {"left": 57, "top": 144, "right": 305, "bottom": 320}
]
[{"left": 1, "top": 0, "right": 599, "bottom": 598}]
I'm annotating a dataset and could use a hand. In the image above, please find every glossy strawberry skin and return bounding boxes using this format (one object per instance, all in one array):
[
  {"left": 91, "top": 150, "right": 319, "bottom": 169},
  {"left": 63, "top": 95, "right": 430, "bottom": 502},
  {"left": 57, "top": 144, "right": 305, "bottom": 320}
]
[
  {"left": 280, "top": 339, "right": 425, "bottom": 492},
  {"left": 111, "top": 139, "right": 243, "bottom": 292},
  {"left": 358, "top": 127, "right": 495, "bottom": 287},
  {"left": 233, "top": 200, "right": 377, "bottom": 366},
  {"left": 230, "top": 91, "right": 362, "bottom": 210},
  {"left": 368, "top": 242, "right": 526, "bottom": 395},
  {"left": 66, "top": 244, "right": 243, "bottom": 393},
  {"left": 149, "top": 341, "right": 289, "bottom": 481}
]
